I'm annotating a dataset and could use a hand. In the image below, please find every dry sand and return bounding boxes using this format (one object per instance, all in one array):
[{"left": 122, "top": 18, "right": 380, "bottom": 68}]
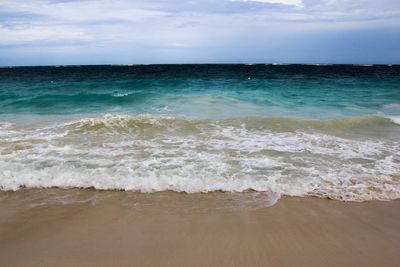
[{"left": 0, "top": 189, "right": 399, "bottom": 267}]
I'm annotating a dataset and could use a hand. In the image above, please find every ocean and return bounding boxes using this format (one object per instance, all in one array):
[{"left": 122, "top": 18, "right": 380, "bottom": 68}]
[{"left": 0, "top": 64, "right": 399, "bottom": 203}]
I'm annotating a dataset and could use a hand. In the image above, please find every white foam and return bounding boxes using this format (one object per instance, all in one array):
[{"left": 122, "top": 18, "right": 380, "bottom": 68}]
[
  {"left": 0, "top": 121, "right": 14, "bottom": 130},
  {"left": 112, "top": 92, "right": 130, "bottom": 97},
  {"left": 0, "top": 115, "right": 399, "bottom": 203},
  {"left": 388, "top": 116, "right": 400, "bottom": 125}
]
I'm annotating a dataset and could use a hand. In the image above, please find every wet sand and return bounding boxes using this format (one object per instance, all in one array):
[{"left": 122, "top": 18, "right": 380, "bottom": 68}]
[{"left": 0, "top": 189, "right": 399, "bottom": 267}]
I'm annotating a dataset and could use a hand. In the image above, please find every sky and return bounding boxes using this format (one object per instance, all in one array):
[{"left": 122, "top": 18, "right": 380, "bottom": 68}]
[{"left": 0, "top": 0, "right": 399, "bottom": 66}]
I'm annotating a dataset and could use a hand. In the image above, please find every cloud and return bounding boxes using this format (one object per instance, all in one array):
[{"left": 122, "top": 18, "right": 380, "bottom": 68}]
[
  {"left": 0, "top": 0, "right": 399, "bottom": 65},
  {"left": 230, "top": 0, "right": 303, "bottom": 8}
]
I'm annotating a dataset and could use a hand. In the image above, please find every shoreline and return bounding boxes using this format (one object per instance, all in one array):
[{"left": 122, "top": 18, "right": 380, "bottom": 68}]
[{"left": 1, "top": 189, "right": 400, "bottom": 267}]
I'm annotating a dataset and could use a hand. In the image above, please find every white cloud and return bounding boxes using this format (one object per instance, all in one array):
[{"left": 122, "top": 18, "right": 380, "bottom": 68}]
[
  {"left": 231, "top": 0, "right": 303, "bottom": 7},
  {"left": 0, "top": 0, "right": 399, "bottom": 65}
]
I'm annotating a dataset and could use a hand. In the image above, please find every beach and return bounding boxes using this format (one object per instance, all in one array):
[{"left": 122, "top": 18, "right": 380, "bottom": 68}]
[
  {"left": 1, "top": 65, "right": 399, "bottom": 266},
  {"left": 1, "top": 189, "right": 400, "bottom": 267},
  {"left": 1, "top": 0, "right": 399, "bottom": 264}
]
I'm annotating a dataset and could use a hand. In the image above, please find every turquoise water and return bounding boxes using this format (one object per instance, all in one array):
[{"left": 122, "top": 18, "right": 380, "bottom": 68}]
[
  {"left": 1, "top": 65, "right": 400, "bottom": 203},
  {"left": 1, "top": 65, "right": 399, "bottom": 119}
]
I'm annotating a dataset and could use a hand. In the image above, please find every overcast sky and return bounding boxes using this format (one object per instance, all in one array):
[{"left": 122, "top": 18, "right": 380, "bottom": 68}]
[{"left": 0, "top": 0, "right": 399, "bottom": 65}]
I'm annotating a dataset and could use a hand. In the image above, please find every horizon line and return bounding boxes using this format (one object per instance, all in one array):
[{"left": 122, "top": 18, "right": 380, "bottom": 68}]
[{"left": 0, "top": 62, "right": 398, "bottom": 68}]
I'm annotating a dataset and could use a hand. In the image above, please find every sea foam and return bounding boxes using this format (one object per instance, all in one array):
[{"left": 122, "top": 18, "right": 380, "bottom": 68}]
[
  {"left": 1, "top": 114, "right": 399, "bottom": 202},
  {"left": 388, "top": 116, "right": 400, "bottom": 125}
]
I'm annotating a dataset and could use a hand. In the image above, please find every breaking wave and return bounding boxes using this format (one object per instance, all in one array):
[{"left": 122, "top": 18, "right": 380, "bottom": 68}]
[{"left": 0, "top": 114, "right": 399, "bottom": 203}]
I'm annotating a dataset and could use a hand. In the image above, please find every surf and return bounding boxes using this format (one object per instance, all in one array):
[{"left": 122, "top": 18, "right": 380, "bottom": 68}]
[{"left": 1, "top": 114, "right": 399, "bottom": 203}]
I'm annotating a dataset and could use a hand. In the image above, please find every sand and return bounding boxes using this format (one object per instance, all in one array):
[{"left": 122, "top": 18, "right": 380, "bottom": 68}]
[{"left": 0, "top": 189, "right": 399, "bottom": 267}]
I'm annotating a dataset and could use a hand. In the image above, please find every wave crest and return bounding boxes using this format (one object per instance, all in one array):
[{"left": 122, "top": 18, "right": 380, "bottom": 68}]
[
  {"left": 62, "top": 114, "right": 399, "bottom": 136},
  {"left": 0, "top": 114, "right": 399, "bottom": 202}
]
